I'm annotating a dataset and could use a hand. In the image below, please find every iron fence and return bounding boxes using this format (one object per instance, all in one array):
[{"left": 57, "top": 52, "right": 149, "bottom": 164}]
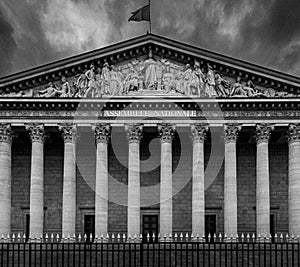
[{"left": 0, "top": 233, "right": 300, "bottom": 266}]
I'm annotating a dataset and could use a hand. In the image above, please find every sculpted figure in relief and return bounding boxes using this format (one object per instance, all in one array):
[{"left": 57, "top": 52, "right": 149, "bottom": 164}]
[
  {"left": 59, "top": 76, "right": 72, "bottom": 97},
  {"left": 143, "top": 50, "right": 157, "bottom": 90},
  {"left": 38, "top": 82, "right": 59, "bottom": 98},
  {"left": 110, "top": 65, "right": 123, "bottom": 95},
  {"left": 231, "top": 76, "right": 247, "bottom": 97},
  {"left": 123, "top": 63, "right": 139, "bottom": 94},
  {"left": 84, "top": 64, "right": 97, "bottom": 98},
  {"left": 191, "top": 61, "right": 205, "bottom": 97},
  {"left": 162, "top": 61, "right": 176, "bottom": 92},
  {"left": 214, "top": 73, "right": 230, "bottom": 97},
  {"left": 205, "top": 64, "right": 217, "bottom": 97},
  {"left": 180, "top": 64, "right": 193, "bottom": 95},
  {"left": 101, "top": 62, "right": 112, "bottom": 95}
]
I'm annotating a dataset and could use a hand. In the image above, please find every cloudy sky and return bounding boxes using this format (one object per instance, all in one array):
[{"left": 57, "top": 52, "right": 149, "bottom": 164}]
[{"left": 0, "top": 0, "right": 300, "bottom": 78}]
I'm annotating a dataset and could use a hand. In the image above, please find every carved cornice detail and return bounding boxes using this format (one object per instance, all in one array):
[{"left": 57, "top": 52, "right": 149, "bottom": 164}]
[
  {"left": 25, "top": 123, "right": 45, "bottom": 143},
  {"left": 0, "top": 123, "right": 12, "bottom": 143},
  {"left": 92, "top": 124, "right": 111, "bottom": 144},
  {"left": 224, "top": 124, "right": 242, "bottom": 144},
  {"left": 255, "top": 124, "right": 274, "bottom": 144},
  {"left": 125, "top": 124, "right": 143, "bottom": 144},
  {"left": 58, "top": 124, "right": 77, "bottom": 143},
  {"left": 158, "top": 124, "right": 176, "bottom": 143},
  {"left": 191, "top": 124, "right": 208, "bottom": 144},
  {"left": 288, "top": 124, "right": 300, "bottom": 144}
]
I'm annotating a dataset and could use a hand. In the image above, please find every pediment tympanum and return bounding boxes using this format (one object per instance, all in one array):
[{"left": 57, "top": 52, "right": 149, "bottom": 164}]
[{"left": 0, "top": 34, "right": 299, "bottom": 99}]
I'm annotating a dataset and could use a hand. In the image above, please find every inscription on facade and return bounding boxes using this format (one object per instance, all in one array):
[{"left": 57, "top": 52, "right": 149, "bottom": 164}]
[{"left": 103, "top": 110, "right": 197, "bottom": 117}]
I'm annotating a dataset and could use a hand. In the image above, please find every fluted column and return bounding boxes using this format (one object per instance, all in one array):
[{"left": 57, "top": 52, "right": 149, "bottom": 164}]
[
  {"left": 125, "top": 124, "right": 143, "bottom": 239},
  {"left": 93, "top": 124, "right": 110, "bottom": 239},
  {"left": 25, "top": 123, "right": 45, "bottom": 239},
  {"left": 158, "top": 124, "right": 175, "bottom": 240},
  {"left": 0, "top": 124, "right": 12, "bottom": 236},
  {"left": 288, "top": 124, "right": 300, "bottom": 235},
  {"left": 191, "top": 124, "right": 208, "bottom": 240},
  {"left": 59, "top": 124, "right": 77, "bottom": 238},
  {"left": 256, "top": 124, "right": 274, "bottom": 237},
  {"left": 224, "top": 124, "right": 241, "bottom": 239}
]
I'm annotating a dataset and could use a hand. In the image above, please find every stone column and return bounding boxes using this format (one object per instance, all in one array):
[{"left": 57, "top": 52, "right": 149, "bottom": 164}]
[
  {"left": 0, "top": 124, "right": 12, "bottom": 236},
  {"left": 224, "top": 124, "right": 241, "bottom": 239},
  {"left": 191, "top": 124, "right": 208, "bottom": 240},
  {"left": 158, "top": 124, "right": 175, "bottom": 240},
  {"left": 288, "top": 124, "right": 300, "bottom": 235},
  {"left": 59, "top": 124, "right": 77, "bottom": 238},
  {"left": 25, "top": 123, "right": 45, "bottom": 239},
  {"left": 256, "top": 124, "right": 274, "bottom": 237},
  {"left": 125, "top": 124, "right": 143, "bottom": 239},
  {"left": 93, "top": 124, "right": 110, "bottom": 239}
]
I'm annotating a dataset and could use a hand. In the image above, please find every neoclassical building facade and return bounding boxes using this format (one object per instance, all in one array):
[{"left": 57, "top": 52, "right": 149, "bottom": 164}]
[{"left": 0, "top": 34, "right": 300, "bottom": 241}]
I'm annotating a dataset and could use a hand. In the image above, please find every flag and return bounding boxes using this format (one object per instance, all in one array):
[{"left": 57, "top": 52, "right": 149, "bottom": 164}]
[{"left": 128, "top": 4, "right": 150, "bottom": 22}]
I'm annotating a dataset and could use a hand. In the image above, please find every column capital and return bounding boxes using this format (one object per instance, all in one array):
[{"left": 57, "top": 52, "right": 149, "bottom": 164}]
[
  {"left": 224, "top": 124, "right": 241, "bottom": 144},
  {"left": 58, "top": 124, "right": 77, "bottom": 143},
  {"left": 288, "top": 124, "right": 300, "bottom": 144},
  {"left": 158, "top": 124, "right": 176, "bottom": 143},
  {"left": 255, "top": 124, "right": 274, "bottom": 144},
  {"left": 191, "top": 124, "right": 208, "bottom": 144},
  {"left": 92, "top": 124, "right": 111, "bottom": 144},
  {"left": 125, "top": 124, "right": 143, "bottom": 144},
  {"left": 25, "top": 123, "right": 45, "bottom": 143},
  {"left": 0, "top": 123, "right": 12, "bottom": 143}
]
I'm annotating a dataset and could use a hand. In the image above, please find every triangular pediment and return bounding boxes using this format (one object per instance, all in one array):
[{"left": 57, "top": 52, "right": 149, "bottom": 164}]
[{"left": 0, "top": 33, "right": 300, "bottom": 99}]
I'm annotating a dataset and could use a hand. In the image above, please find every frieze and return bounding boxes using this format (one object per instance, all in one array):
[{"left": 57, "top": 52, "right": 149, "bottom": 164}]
[{"left": 0, "top": 50, "right": 296, "bottom": 100}]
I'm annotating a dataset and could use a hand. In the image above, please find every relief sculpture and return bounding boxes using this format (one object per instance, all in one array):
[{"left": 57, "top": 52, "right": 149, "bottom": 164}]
[{"left": 1, "top": 53, "right": 296, "bottom": 99}]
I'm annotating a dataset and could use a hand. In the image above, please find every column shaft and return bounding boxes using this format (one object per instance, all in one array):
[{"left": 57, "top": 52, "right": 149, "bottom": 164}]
[
  {"left": 0, "top": 124, "right": 12, "bottom": 235},
  {"left": 94, "top": 124, "right": 110, "bottom": 238},
  {"left": 126, "top": 124, "right": 142, "bottom": 239},
  {"left": 128, "top": 142, "right": 140, "bottom": 237},
  {"left": 62, "top": 142, "right": 76, "bottom": 236},
  {"left": 224, "top": 124, "right": 240, "bottom": 238},
  {"left": 288, "top": 124, "right": 300, "bottom": 234},
  {"left": 191, "top": 125, "right": 207, "bottom": 238},
  {"left": 158, "top": 124, "right": 175, "bottom": 239},
  {"left": 59, "top": 124, "right": 77, "bottom": 237},
  {"left": 30, "top": 141, "right": 44, "bottom": 238},
  {"left": 256, "top": 124, "right": 273, "bottom": 237},
  {"left": 160, "top": 141, "right": 172, "bottom": 236},
  {"left": 224, "top": 142, "right": 237, "bottom": 236}
]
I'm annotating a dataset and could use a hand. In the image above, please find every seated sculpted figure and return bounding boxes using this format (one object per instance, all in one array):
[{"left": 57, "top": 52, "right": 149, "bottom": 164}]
[
  {"left": 214, "top": 73, "right": 230, "bottom": 97},
  {"left": 231, "top": 76, "right": 248, "bottom": 97},
  {"left": 59, "top": 76, "right": 72, "bottom": 97},
  {"left": 38, "top": 82, "right": 59, "bottom": 98}
]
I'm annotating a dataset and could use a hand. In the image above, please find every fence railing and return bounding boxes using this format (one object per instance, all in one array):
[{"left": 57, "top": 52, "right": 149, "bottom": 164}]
[{"left": 1, "top": 233, "right": 300, "bottom": 267}]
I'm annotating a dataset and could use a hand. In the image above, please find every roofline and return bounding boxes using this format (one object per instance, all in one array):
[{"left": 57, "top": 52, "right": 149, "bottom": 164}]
[{"left": 0, "top": 33, "right": 300, "bottom": 86}]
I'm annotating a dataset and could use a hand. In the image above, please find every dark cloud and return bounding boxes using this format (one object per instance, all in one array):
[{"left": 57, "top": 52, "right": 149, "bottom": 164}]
[
  {"left": 0, "top": 8, "right": 17, "bottom": 76},
  {"left": 0, "top": 0, "right": 300, "bottom": 78}
]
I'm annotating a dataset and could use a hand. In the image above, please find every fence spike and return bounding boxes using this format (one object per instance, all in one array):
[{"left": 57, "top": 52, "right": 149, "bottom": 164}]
[
  {"left": 191, "top": 233, "right": 194, "bottom": 240},
  {"left": 174, "top": 233, "right": 178, "bottom": 240},
  {"left": 286, "top": 233, "right": 289, "bottom": 242},
  {"left": 12, "top": 233, "right": 15, "bottom": 240},
  {"left": 280, "top": 233, "right": 283, "bottom": 243},
  {"left": 17, "top": 233, "right": 21, "bottom": 240},
  {"left": 117, "top": 233, "right": 121, "bottom": 240},
  {"left": 218, "top": 233, "right": 222, "bottom": 242},
  {"left": 185, "top": 232, "right": 189, "bottom": 240},
  {"left": 208, "top": 233, "right": 211, "bottom": 242},
  {"left": 78, "top": 233, "right": 81, "bottom": 242},
  {"left": 152, "top": 233, "right": 155, "bottom": 240},
  {"left": 122, "top": 233, "right": 126, "bottom": 241},
  {"left": 246, "top": 233, "right": 250, "bottom": 240},
  {"left": 180, "top": 233, "right": 183, "bottom": 241}
]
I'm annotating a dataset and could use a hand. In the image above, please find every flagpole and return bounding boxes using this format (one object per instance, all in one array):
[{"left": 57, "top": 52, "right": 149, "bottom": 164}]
[{"left": 149, "top": 0, "right": 152, "bottom": 33}]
